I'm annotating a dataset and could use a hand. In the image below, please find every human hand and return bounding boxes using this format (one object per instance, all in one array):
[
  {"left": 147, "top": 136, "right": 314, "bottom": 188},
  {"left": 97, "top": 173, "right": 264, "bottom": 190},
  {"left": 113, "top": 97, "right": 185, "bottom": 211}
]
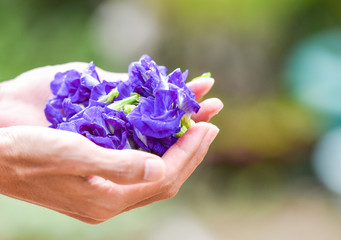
[{"left": 0, "top": 63, "right": 223, "bottom": 224}]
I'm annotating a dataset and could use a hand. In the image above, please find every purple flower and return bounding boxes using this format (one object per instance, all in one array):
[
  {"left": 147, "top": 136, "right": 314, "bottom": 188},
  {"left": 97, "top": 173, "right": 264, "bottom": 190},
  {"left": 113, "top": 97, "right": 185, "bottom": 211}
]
[
  {"left": 59, "top": 106, "right": 131, "bottom": 149},
  {"left": 50, "top": 70, "right": 82, "bottom": 99},
  {"left": 102, "top": 108, "right": 132, "bottom": 149},
  {"left": 51, "top": 62, "right": 100, "bottom": 104},
  {"left": 128, "top": 55, "right": 199, "bottom": 114},
  {"left": 130, "top": 128, "right": 178, "bottom": 156},
  {"left": 44, "top": 101, "right": 64, "bottom": 128},
  {"left": 168, "top": 69, "right": 200, "bottom": 114},
  {"left": 146, "top": 135, "right": 178, "bottom": 156},
  {"left": 44, "top": 56, "right": 203, "bottom": 156},
  {"left": 62, "top": 98, "right": 83, "bottom": 119},
  {"left": 127, "top": 89, "right": 185, "bottom": 138},
  {"left": 128, "top": 54, "right": 168, "bottom": 97},
  {"left": 45, "top": 62, "right": 101, "bottom": 126},
  {"left": 90, "top": 80, "right": 132, "bottom": 103}
]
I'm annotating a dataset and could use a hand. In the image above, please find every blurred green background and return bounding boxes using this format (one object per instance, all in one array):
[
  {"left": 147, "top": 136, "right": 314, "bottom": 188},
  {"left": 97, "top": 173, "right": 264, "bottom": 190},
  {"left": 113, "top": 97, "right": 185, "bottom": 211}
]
[{"left": 1, "top": 0, "right": 341, "bottom": 239}]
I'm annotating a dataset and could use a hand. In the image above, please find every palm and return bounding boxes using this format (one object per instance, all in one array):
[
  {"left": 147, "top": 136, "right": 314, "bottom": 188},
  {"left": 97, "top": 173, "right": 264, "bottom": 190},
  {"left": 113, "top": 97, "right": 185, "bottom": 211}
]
[{"left": 0, "top": 68, "right": 52, "bottom": 127}]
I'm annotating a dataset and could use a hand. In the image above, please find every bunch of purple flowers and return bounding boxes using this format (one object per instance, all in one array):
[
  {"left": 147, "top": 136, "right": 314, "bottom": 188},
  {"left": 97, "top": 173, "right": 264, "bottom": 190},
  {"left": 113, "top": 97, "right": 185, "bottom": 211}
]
[{"left": 45, "top": 55, "right": 205, "bottom": 156}]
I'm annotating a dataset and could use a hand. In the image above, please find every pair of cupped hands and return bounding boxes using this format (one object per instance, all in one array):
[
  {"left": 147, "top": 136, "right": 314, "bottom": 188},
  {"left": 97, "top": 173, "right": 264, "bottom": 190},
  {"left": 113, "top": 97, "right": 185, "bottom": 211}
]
[{"left": 0, "top": 62, "right": 223, "bottom": 224}]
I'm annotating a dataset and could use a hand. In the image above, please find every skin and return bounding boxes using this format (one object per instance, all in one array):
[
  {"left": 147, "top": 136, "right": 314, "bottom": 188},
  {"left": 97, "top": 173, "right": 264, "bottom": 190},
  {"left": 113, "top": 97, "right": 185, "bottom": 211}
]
[{"left": 0, "top": 62, "right": 223, "bottom": 224}]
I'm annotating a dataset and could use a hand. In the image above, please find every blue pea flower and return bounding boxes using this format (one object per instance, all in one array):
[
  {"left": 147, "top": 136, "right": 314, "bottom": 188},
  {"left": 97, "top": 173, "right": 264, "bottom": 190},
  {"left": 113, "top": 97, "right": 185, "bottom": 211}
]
[
  {"left": 51, "top": 62, "right": 100, "bottom": 104},
  {"left": 168, "top": 68, "right": 200, "bottom": 114},
  {"left": 127, "top": 89, "right": 185, "bottom": 138},
  {"left": 50, "top": 70, "right": 81, "bottom": 98},
  {"left": 44, "top": 101, "right": 64, "bottom": 128},
  {"left": 45, "top": 56, "right": 203, "bottom": 156},
  {"left": 130, "top": 128, "right": 177, "bottom": 156},
  {"left": 90, "top": 80, "right": 132, "bottom": 104},
  {"left": 128, "top": 54, "right": 168, "bottom": 97},
  {"left": 59, "top": 106, "right": 131, "bottom": 150},
  {"left": 62, "top": 98, "right": 83, "bottom": 119},
  {"left": 45, "top": 62, "right": 101, "bottom": 126},
  {"left": 146, "top": 135, "right": 178, "bottom": 156}
]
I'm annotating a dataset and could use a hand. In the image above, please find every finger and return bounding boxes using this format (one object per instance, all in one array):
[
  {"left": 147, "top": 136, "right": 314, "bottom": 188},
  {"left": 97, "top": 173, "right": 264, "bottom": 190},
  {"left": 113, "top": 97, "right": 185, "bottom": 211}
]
[
  {"left": 117, "top": 122, "right": 214, "bottom": 204},
  {"left": 119, "top": 123, "right": 220, "bottom": 212},
  {"left": 187, "top": 77, "right": 215, "bottom": 101},
  {"left": 82, "top": 148, "right": 166, "bottom": 185},
  {"left": 168, "top": 124, "right": 219, "bottom": 187},
  {"left": 162, "top": 122, "right": 213, "bottom": 176},
  {"left": 192, "top": 98, "right": 224, "bottom": 122}
]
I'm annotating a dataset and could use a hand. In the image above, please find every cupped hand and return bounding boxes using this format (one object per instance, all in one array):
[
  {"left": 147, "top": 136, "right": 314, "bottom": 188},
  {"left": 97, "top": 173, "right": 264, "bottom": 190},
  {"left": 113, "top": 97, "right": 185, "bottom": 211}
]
[{"left": 0, "top": 62, "right": 223, "bottom": 224}]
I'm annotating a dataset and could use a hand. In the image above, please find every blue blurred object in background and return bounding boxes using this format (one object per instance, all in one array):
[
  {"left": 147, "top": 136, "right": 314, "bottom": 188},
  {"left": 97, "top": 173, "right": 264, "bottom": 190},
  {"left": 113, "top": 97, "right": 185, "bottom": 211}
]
[
  {"left": 313, "top": 127, "right": 341, "bottom": 195},
  {"left": 287, "top": 29, "right": 341, "bottom": 196},
  {"left": 285, "top": 29, "right": 341, "bottom": 119}
]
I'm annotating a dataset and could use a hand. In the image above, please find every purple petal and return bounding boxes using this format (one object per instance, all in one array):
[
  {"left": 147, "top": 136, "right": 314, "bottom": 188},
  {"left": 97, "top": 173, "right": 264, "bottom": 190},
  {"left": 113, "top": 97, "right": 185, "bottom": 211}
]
[
  {"left": 127, "top": 94, "right": 184, "bottom": 138},
  {"left": 62, "top": 98, "right": 83, "bottom": 119},
  {"left": 44, "top": 103, "right": 64, "bottom": 128}
]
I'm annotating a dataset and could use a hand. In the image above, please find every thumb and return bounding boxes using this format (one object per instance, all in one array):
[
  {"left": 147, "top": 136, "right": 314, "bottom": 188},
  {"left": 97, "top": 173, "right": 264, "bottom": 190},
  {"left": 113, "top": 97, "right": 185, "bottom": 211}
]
[{"left": 83, "top": 148, "right": 166, "bottom": 185}]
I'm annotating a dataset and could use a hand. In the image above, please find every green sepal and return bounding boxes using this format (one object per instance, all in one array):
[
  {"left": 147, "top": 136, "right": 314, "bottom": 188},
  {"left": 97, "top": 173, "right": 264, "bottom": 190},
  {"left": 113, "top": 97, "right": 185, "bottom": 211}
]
[
  {"left": 98, "top": 87, "right": 119, "bottom": 103},
  {"left": 123, "top": 104, "right": 136, "bottom": 114},
  {"left": 175, "top": 114, "right": 196, "bottom": 138},
  {"left": 175, "top": 125, "right": 188, "bottom": 138},
  {"left": 108, "top": 93, "right": 140, "bottom": 111},
  {"left": 191, "top": 72, "right": 212, "bottom": 82}
]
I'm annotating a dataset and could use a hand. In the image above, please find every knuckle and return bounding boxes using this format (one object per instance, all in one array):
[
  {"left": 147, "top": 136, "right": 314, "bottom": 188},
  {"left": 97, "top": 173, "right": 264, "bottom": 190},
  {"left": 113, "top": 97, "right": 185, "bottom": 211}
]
[
  {"left": 160, "top": 179, "right": 181, "bottom": 199},
  {"left": 84, "top": 219, "right": 104, "bottom": 225},
  {"left": 164, "top": 188, "right": 179, "bottom": 199},
  {"left": 93, "top": 212, "right": 112, "bottom": 222},
  {"left": 161, "top": 182, "right": 172, "bottom": 193},
  {"left": 81, "top": 205, "right": 114, "bottom": 222},
  {"left": 162, "top": 177, "right": 177, "bottom": 192},
  {"left": 79, "top": 197, "right": 123, "bottom": 222}
]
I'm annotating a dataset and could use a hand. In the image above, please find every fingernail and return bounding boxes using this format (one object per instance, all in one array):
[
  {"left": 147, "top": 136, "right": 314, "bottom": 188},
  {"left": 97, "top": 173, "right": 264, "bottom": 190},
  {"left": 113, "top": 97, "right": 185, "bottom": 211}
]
[
  {"left": 144, "top": 158, "right": 165, "bottom": 181},
  {"left": 188, "top": 76, "right": 214, "bottom": 87},
  {"left": 205, "top": 98, "right": 224, "bottom": 119}
]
